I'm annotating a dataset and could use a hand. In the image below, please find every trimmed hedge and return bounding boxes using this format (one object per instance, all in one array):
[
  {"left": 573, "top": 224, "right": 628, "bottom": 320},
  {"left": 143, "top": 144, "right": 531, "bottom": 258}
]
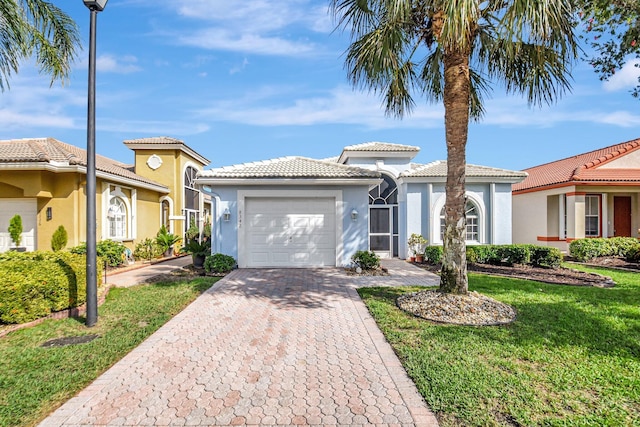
[
  {"left": 204, "top": 253, "right": 236, "bottom": 274},
  {"left": 69, "top": 239, "right": 127, "bottom": 267},
  {"left": 0, "top": 251, "right": 103, "bottom": 324},
  {"left": 422, "top": 244, "right": 562, "bottom": 268},
  {"left": 569, "top": 237, "right": 640, "bottom": 262}
]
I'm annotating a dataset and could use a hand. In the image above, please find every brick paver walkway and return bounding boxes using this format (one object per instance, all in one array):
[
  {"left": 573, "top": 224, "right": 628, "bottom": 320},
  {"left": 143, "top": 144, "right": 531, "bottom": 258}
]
[{"left": 39, "top": 263, "right": 439, "bottom": 426}]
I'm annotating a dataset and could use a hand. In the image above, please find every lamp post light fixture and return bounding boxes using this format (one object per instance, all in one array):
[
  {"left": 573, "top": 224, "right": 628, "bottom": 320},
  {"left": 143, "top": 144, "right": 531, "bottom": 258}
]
[{"left": 83, "top": 0, "right": 107, "bottom": 327}]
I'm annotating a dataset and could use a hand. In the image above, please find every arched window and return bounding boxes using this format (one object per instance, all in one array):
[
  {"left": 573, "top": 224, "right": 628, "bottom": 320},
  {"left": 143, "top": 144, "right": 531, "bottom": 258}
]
[
  {"left": 369, "top": 173, "right": 399, "bottom": 257},
  {"left": 108, "top": 197, "right": 127, "bottom": 239},
  {"left": 440, "top": 199, "right": 480, "bottom": 242},
  {"left": 184, "top": 166, "right": 200, "bottom": 235},
  {"left": 369, "top": 174, "right": 398, "bottom": 205},
  {"left": 184, "top": 166, "right": 200, "bottom": 211},
  {"left": 161, "top": 199, "right": 170, "bottom": 230}
]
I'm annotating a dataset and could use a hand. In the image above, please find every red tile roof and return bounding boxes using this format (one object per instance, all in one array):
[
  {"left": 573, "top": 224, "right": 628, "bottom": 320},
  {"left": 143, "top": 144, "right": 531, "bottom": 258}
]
[{"left": 513, "top": 138, "right": 640, "bottom": 193}]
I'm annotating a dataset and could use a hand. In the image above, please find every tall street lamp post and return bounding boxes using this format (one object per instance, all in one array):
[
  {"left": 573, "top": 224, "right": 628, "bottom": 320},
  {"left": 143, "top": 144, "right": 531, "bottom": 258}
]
[{"left": 83, "top": 0, "right": 108, "bottom": 327}]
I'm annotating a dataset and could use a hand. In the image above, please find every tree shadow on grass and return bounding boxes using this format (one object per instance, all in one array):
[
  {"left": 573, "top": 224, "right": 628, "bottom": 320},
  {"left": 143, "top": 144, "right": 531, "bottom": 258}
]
[{"left": 363, "top": 279, "right": 640, "bottom": 360}]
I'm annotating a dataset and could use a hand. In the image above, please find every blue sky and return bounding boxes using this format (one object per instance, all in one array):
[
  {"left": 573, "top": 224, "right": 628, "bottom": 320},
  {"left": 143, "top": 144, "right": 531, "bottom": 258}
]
[{"left": 1, "top": 0, "right": 639, "bottom": 171}]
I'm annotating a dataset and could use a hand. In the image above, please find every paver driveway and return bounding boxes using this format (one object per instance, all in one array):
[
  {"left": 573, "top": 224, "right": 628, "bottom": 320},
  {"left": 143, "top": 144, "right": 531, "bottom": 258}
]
[{"left": 40, "top": 265, "right": 439, "bottom": 426}]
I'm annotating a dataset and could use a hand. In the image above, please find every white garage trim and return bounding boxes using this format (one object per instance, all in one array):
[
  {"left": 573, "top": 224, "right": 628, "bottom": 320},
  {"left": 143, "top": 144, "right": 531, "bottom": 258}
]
[
  {"left": 0, "top": 199, "right": 37, "bottom": 252},
  {"left": 237, "top": 190, "right": 344, "bottom": 268}
]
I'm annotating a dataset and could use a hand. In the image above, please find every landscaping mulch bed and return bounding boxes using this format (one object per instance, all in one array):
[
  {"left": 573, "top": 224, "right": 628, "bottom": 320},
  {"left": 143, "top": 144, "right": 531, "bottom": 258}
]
[
  {"left": 416, "top": 262, "right": 616, "bottom": 288},
  {"left": 397, "top": 261, "right": 617, "bottom": 326},
  {"left": 397, "top": 290, "right": 517, "bottom": 326}
]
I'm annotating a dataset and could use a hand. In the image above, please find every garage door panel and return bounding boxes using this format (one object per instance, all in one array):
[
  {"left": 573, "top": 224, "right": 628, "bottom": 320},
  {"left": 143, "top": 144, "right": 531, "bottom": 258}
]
[
  {"left": 245, "top": 197, "right": 336, "bottom": 267},
  {"left": 0, "top": 199, "right": 37, "bottom": 252}
]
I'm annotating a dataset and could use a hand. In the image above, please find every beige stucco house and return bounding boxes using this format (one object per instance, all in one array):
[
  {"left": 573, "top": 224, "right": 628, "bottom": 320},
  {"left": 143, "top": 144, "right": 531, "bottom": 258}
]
[
  {"left": 513, "top": 138, "right": 640, "bottom": 252},
  {"left": 0, "top": 137, "right": 210, "bottom": 252}
]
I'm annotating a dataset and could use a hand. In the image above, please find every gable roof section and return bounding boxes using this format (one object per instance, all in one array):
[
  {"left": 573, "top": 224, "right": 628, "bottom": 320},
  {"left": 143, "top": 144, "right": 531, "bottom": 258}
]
[
  {"left": 338, "top": 141, "right": 420, "bottom": 163},
  {"left": 513, "top": 138, "right": 640, "bottom": 193},
  {"left": 198, "top": 156, "right": 381, "bottom": 182},
  {"left": 402, "top": 160, "right": 527, "bottom": 182},
  {"left": 123, "top": 136, "right": 210, "bottom": 166},
  {"left": 0, "top": 137, "right": 169, "bottom": 192}
]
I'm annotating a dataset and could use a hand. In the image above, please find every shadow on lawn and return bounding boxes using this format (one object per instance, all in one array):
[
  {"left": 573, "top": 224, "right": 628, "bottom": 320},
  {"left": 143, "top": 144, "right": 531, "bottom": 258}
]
[{"left": 361, "top": 281, "right": 640, "bottom": 360}]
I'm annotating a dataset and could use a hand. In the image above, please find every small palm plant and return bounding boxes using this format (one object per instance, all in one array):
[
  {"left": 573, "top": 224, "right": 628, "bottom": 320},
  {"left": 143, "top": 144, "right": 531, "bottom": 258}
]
[{"left": 156, "top": 226, "right": 181, "bottom": 257}]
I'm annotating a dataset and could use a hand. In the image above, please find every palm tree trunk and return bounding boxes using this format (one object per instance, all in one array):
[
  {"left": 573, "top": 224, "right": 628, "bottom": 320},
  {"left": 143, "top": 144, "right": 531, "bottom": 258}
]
[{"left": 440, "top": 49, "right": 470, "bottom": 294}]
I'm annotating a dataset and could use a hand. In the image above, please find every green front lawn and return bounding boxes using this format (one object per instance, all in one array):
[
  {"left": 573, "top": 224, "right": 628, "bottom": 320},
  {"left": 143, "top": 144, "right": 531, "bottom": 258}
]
[
  {"left": 359, "top": 266, "right": 640, "bottom": 426},
  {"left": 0, "top": 277, "right": 218, "bottom": 427}
]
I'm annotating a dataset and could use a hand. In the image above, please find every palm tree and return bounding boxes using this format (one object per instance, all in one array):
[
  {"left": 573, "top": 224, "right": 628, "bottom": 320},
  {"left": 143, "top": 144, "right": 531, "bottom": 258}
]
[
  {"left": 0, "top": 0, "right": 80, "bottom": 91},
  {"left": 331, "top": 0, "right": 578, "bottom": 294}
]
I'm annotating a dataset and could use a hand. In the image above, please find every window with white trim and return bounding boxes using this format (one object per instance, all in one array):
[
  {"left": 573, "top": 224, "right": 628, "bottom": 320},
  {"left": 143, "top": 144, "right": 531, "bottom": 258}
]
[
  {"left": 440, "top": 199, "right": 480, "bottom": 242},
  {"left": 585, "top": 195, "right": 600, "bottom": 237},
  {"left": 161, "top": 200, "right": 170, "bottom": 230},
  {"left": 108, "top": 197, "right": 127, "bottom": 239}
]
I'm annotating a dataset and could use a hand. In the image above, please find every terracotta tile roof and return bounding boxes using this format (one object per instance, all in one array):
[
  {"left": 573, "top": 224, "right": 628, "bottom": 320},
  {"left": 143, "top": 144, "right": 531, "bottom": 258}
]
[
  {"left": 513, "top": 138, "right": 640, "bottom": 192},
  {"left": 402, "top": 160, "right": 528, "bottom": 180},
  {"left": 342, "top": 141, "right": 420, "bottom": 152},
  {"left": 199, "top": 156, "right": 381, "bottom": 179},
  {"left": 0, "top": 137, "right": 168, "bottom": 190}
]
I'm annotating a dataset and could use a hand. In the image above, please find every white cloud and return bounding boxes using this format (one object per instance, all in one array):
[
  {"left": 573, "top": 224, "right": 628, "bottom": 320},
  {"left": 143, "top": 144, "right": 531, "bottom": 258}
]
[
  {"left": 229, "top": 58, "right": 249, "bottom": 75},
  {"left": 0, "top": 74, "right": 84, "bottom": 131},
  {"left": 603, "top": 59, "right": 640, "bottom": 92},
  {"left": 93, "top": 54, "right": 142, "bottom": 74},
  {"left": 177, "top": 29, "right": 317, "bottom": 57},
  {"left": 193, "top": 84, "right": 640, "bottom": 131},
  {"left": 98, "top": 119, "right": 210, "bottom": 135},
  {"left": 195, "top": 86, "right": 444, "bottom": 129},
  {"left": 163, "top": 0, "right": 330, "bottom": 57}
]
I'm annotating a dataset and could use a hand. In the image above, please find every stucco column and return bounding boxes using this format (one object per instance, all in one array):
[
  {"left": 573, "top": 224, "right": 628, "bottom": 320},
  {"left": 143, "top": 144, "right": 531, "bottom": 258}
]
[{"left": 566, "top": 192, "right": 585, "bottom": 240}]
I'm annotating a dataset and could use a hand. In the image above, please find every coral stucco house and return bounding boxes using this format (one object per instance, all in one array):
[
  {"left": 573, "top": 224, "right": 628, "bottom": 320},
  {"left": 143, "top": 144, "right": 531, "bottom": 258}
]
[
  {"left": 513, "top": 138, "right": 640, "bottom": 252},
  {"left": 198, "top": 142, "right": 526, "bottom": 268},
  {"left": 0, "top": 137, "right": 210, "bottom": 252}
]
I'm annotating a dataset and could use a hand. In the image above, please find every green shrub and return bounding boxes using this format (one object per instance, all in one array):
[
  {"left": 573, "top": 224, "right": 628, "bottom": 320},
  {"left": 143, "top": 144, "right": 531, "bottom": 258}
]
[
  {"left": 70, "top": 239, "right": 126, "bottom": 267},
  {"left": 423, "top": 246, "right": 442, "bottom": 264},
  {"left": 8, "top": 214, "right": 22, "bottom": 246},
  {"left": 529, "top": 246, "right": 562, "bottom": 268},
  {"left": 0, "top": 251, "right": 102, "bottom": 324},
  {"left": 569, "top": 237, "right": 640, "bottom": 261},
  {"left": 608, "top": 237, "right": 640, "bottom": 258},
  {"left": 466, "top": 244, "right": 562, "bottom": 269},
  {"left": 133, "top": 238, "right": 163, "bottom": 261},
  {"left": 204, "top": 253, "right": 236, "bottom": 274},
  {"left": 51, "top": 225, "right": 68, "bottom": 251},
  {"left": 352, "top": 250, "right": 380, "bottom": 270}
]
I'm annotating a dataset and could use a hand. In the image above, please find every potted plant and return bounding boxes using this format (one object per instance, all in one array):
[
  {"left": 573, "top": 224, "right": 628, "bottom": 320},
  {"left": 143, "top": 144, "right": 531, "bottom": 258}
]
[
  {"left": 182, "top": 238, "right": 211, "bottom": 268},
  {"left": 408, "top": 233, "right": 428, "bottom": 262},
  {"left": 156, "top": 226, "right": 182, "bottom": 257},
  {"left": 8, "top": 214, "right": 25, "bottom": 252}
]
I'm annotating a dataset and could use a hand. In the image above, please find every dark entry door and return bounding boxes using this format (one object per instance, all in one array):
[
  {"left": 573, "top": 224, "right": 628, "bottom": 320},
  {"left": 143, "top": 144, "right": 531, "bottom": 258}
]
[{"left": 614, "top": 196, "right": 632, "bottom": 237}]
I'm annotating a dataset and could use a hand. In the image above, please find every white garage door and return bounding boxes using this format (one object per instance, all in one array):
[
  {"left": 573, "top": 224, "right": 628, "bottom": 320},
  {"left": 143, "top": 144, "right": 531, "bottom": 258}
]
[
  {"left": 0, "top": 199, "right": 37, "bottom": 252},
  {"left": 245, "top": 197, "right": 336, "bottom": 267}
]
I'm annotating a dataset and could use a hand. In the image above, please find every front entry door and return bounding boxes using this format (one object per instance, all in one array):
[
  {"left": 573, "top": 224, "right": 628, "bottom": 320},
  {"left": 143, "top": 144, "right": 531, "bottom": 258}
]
[
  {"left": 614, "top": 196, "right": 632, "bottom": 237},
  {"left": 370, "top": 207, "right": 391, "bottom": 258}
]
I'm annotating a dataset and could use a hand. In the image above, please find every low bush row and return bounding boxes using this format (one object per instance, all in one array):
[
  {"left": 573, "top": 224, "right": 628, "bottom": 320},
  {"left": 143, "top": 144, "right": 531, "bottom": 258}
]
[
  {"left": 422, "top": 244, "right": 562, "bottom": 268},
  {"left": 569, "top": 237, "right": 640, "bottom": 262},
  {"left": 0, "top": 251, "right": 103, "bottom": 324},
  {"left": 69, "top": 239, "right": 127, "bottom": 267}
]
